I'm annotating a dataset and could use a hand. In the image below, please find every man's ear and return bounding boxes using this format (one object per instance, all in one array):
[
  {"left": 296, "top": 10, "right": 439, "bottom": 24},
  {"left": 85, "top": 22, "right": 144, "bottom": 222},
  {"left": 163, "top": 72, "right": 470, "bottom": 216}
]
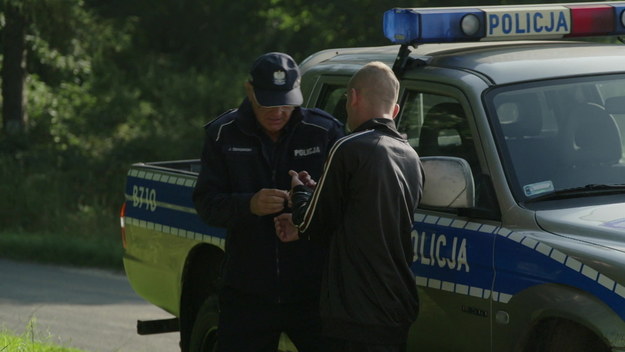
[
  {"left": 391, "top": 103, "right": 400, "bottom": 119},
  {"left": 348, "top": 88, "right": 358, "bottom": 107}
]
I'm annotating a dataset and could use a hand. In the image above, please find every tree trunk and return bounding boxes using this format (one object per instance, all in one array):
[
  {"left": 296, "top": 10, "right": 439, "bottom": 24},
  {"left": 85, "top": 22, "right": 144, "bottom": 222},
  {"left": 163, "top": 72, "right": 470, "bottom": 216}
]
[{"left": 1, "top": 2, "right": 28, "bottom": 136}]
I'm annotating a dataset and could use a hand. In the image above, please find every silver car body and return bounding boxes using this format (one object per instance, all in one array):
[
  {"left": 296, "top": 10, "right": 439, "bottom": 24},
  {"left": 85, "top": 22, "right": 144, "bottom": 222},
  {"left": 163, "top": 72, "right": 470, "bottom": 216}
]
[{"left": 298, "top": 38, "right": 625, "bottom": 351}]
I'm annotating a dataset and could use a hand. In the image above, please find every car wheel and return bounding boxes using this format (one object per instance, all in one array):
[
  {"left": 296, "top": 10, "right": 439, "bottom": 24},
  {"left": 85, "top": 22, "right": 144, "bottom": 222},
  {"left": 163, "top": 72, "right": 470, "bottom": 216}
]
[
  {"left": 524, "top": 319, "right": 610, "bottom": 352},
  {"left": 189, "top": 296, "right": 219, "bottom": 352}
]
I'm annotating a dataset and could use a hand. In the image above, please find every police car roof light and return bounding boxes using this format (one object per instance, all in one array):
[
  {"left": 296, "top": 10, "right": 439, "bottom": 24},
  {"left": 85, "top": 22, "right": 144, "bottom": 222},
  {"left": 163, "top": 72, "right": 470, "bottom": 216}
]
[
  {"left": 568, "top": 5, "right": 615, "bottom": 36},
  {"left": 384, "top": 2, "right": 625, "bottom": 44}
]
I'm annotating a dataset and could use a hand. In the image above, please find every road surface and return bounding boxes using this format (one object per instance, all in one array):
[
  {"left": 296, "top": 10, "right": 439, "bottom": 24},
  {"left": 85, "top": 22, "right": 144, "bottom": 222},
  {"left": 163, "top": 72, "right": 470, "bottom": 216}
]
[{"left": 0, "top": 258, "right": 180, "bottom": 352}]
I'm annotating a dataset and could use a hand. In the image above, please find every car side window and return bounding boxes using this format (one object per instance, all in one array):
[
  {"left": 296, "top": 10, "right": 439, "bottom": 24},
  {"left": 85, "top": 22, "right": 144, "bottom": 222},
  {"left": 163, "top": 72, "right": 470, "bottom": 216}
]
[
  {"left": 398, "top": 90, "right": 498, "bottom": 217},
  {"left": 314, "top": 84, "right": 348, "bottom": 125},
  {"left": 398, "top": 91, "right": 478, "bottom": 172}
]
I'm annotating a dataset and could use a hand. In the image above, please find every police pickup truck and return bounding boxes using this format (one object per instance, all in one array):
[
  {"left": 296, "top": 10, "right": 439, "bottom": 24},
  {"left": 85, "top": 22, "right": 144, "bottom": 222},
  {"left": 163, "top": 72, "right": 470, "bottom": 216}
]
[{"left": 121, "top": 2, "right": 625, "bottom": 351}]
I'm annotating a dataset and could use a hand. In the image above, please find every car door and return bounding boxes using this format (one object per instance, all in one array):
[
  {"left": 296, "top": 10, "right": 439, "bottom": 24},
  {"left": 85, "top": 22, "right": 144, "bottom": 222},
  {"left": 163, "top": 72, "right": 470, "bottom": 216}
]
[{"left": 398, "top": 83, "right": 500, "bottom": 352}]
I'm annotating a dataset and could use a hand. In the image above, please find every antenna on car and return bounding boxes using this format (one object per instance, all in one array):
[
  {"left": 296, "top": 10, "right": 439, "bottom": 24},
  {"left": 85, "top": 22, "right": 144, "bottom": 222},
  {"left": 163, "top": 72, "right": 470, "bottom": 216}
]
[{"left": 392, "top": 44, "right": 414, "bottom": 78}]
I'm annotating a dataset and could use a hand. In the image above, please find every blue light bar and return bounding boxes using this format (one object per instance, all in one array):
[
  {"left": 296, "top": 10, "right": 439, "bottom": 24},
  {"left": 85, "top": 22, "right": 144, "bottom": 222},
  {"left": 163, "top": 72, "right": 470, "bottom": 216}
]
[
  {"left": 384, "top": 8, "right": 484, "bottom": 44},
  {"left": 384, "top": 2, "right": 625, "bottom": 45},
  {"left": 609, "top": 3, "right": 625, "bottom": 33}
]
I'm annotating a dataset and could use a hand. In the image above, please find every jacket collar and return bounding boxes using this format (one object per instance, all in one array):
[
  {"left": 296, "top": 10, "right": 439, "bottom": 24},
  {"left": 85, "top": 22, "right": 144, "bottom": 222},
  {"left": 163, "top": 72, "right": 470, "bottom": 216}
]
[{"left": 352, "top": 117, "right": 402, "bottom": 139}]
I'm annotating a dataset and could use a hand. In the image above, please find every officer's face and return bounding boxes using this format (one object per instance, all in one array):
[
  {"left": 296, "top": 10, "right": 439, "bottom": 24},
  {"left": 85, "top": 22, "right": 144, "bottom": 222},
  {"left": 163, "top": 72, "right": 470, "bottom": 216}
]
[
  {"left": 254, "top": 102, "right": 294, "bottom": 130},
  {"left": 248, "top": 87, "right": 295, "bottom": 141}
]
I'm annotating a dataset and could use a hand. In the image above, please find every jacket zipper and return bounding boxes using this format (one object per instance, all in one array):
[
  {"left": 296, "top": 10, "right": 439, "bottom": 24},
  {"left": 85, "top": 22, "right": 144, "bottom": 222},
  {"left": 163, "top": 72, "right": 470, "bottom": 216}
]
[
  {"left": 261, "top": 136, "right": 283, "bottom": 304},
  {"left": 272, "top": 145, "right": 282, "bottom": 304}
]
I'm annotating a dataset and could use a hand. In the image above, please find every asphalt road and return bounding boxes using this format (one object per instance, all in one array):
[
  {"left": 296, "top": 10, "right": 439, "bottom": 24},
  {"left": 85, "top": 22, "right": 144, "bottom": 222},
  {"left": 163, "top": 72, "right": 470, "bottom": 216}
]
[{"left": 0, "top": 258, "right": 180, "bottom": 352}]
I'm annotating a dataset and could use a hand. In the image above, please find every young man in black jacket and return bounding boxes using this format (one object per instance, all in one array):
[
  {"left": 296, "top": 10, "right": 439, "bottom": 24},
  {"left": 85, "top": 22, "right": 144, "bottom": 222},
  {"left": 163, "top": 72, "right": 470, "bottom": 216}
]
[
  {"left": 193, "top": 52, "right": 343, "bottom": 352},
  {"left": 276, "top": 61, "right": 423, "bottom": 352}
]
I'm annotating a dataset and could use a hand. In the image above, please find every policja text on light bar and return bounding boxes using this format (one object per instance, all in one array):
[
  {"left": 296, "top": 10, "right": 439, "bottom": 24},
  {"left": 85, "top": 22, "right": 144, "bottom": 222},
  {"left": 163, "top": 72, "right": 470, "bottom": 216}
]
[{"left": 383, "top": 2, "right": 625, "bottom": 44}]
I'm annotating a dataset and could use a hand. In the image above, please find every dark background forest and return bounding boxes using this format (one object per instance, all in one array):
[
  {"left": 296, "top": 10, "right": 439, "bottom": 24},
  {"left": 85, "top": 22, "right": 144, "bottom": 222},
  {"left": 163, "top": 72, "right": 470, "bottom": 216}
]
[{"left": 0, "top": 0, "right": 593, "bottom": 255}]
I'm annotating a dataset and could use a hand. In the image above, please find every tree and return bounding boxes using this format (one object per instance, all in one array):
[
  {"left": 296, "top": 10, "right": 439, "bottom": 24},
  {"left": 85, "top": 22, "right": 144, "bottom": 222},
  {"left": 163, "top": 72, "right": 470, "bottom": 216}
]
[
  {"left": 1, "top": 0, "right": 98, "bottom": 145},
  {"left": 1, "top": 1, "right": 27, "bottom": 137}
]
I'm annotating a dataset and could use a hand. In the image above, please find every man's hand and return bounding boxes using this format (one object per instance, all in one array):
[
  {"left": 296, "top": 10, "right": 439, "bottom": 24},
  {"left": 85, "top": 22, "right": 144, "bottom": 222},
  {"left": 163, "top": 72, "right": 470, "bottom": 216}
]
[
  {"left": 288, "top": 170, "right": 316, "bottom": 189},
  {"left": 250, "top": 188, "right": 289, "bottom": 216},
  {"left": 274, "top": 213, "right": 299, "bottom": 242}
]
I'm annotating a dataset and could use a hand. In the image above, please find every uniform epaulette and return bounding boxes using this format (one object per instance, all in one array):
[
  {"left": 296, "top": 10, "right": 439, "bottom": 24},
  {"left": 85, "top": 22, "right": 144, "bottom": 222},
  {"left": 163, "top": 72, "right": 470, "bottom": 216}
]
[{"left": 203, "top": 108, "right": 237, "bottom": 129}]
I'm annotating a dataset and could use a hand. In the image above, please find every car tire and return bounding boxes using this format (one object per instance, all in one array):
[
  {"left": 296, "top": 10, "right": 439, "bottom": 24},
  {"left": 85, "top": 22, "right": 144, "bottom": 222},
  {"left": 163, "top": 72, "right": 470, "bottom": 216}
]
[
  {"left": 524, "top": 319, "right": 610, "bottom": 352},
  {"left": 188, "top": 295, "right": 219, "bottom": 352}
]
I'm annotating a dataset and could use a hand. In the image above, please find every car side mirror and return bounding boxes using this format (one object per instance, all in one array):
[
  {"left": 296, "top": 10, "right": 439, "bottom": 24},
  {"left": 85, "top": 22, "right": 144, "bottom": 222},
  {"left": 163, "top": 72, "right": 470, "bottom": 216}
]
[{"left": 420, "top": 156, "right": 476, "bottom": 209}]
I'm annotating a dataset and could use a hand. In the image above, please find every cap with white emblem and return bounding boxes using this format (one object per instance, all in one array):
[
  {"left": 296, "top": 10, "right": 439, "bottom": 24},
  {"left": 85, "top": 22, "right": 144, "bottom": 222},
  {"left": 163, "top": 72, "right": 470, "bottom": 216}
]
[{"left": 249, "top": 52, "right": 303, "bottom": 107}]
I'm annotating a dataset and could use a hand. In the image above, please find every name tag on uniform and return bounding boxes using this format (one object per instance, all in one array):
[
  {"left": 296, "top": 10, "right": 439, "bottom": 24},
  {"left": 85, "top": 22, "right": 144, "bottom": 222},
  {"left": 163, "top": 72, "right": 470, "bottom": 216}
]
[{"left": 227, "top": 146, "right": 254, "bottom": 153}]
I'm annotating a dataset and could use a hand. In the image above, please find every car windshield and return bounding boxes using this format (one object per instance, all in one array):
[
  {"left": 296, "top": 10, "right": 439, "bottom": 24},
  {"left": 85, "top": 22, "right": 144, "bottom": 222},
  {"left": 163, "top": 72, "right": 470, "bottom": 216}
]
[{"left": 486, "top": 74, "right": 625, "bottom": 203}]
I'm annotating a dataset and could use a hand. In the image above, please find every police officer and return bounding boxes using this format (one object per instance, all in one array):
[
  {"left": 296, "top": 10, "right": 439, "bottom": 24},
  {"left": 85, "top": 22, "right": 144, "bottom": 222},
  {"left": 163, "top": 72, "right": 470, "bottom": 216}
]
[{"left": 193, "top": 52, "right": 344, "bottom": 352}]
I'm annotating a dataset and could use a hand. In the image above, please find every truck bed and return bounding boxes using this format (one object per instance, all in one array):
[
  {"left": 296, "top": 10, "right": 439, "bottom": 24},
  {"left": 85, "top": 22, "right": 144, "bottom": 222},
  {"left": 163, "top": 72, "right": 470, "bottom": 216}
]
[{"left": 123, "top": 160, "right": 225, "bottom": 315}]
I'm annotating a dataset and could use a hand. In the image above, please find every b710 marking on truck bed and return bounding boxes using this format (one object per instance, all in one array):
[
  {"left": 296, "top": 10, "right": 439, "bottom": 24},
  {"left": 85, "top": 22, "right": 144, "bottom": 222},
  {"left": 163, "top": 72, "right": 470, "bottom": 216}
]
[{"left": 132, "top": 185, "right": 157, "bottom": 211}]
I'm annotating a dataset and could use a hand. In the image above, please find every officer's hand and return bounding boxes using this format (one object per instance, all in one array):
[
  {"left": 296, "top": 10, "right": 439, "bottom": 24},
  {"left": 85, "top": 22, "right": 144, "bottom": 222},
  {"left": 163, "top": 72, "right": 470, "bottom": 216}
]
[
  {"left": 274, "top": 213, "right": 299, "bottom": 242},
  {"left": 250, "top": 188, "right": 289, "bottom": 216},
  {"left": 288, "top": 170, "right": 316, "bottom": 189}
]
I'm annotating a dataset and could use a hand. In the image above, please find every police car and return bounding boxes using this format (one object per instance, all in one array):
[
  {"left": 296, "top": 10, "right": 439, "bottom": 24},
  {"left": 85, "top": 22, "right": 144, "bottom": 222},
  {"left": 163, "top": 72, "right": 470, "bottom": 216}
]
[
  {"left": 121, "top": 2, "right": 625, "bottom": 351},
  {"left": 298, "top": 2, "right": 625, "bottom": 351}
]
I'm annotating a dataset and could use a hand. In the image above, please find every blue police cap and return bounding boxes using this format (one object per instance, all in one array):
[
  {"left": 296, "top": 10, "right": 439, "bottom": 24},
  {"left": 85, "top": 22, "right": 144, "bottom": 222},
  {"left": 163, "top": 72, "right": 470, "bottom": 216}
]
[{"left": 249, "top": 52, "right": 303, "bottom": 107}]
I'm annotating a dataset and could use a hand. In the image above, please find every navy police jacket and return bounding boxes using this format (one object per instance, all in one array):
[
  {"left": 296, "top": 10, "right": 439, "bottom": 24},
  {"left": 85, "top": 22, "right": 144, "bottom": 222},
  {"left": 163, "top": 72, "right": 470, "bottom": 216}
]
[{"left": 193, "top": 98, "right": 344, "bottom": 303}]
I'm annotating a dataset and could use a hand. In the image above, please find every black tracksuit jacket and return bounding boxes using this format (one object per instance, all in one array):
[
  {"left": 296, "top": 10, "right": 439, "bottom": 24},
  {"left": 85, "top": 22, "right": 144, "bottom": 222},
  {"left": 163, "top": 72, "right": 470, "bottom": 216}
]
[
  {"left": 192, "top": 98, "right": 343, "bottom": 304},
  {"left": 292, "top": 118, "right": 423, "bottom": 344}
]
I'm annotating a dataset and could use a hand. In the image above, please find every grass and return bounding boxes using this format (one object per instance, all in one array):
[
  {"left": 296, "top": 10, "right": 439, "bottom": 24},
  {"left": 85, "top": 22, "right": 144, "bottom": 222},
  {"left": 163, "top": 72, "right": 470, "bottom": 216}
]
[
  {"left": 0, "top": 230, "right": 124, "bottom": 272},
  {"left": 0, "top": 332, "right": 85, "bottom": 352},
  {"left": 0, "top": 320, "right": 87, "bottom": 352}
]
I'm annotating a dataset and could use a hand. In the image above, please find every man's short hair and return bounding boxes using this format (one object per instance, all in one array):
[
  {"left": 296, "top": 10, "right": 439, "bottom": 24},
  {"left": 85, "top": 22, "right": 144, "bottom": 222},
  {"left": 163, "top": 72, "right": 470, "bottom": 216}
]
[{"left": 348, "top": 61, "right": 399, "bottom": 111}]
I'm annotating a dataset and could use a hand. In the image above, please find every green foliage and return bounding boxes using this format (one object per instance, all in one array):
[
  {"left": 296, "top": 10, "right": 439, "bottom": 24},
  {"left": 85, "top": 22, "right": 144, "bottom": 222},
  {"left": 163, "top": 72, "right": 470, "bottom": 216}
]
[
  {"left": 0, "top": 230, "right": 123, "bottom": 270},
  {"left": 0, "top": 153, "right": 118, "bottom": 234}
]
